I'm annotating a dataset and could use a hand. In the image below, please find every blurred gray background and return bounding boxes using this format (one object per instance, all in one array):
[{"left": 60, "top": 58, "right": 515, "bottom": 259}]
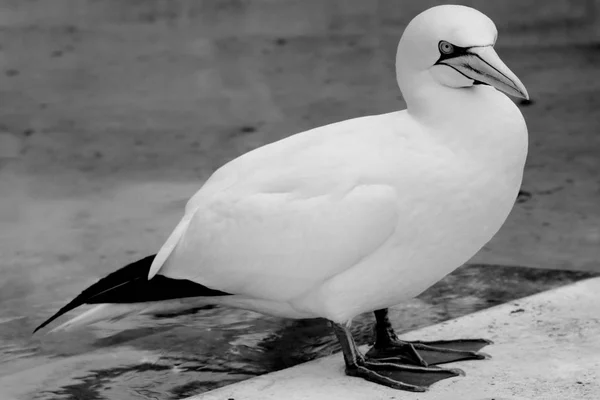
[{"left": 0, "top": 1, "right": 599, "bottom": 399}]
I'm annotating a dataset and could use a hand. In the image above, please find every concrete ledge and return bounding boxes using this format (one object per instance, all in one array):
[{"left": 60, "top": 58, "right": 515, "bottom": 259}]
[{"left": 190, "top": 277, "right": 600, "bottom": 400}]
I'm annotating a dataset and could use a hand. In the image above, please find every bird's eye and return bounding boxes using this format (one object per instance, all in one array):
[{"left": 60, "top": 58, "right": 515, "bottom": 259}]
[{"left": 439, "top": 41, "right": 454, "bottom": 55}]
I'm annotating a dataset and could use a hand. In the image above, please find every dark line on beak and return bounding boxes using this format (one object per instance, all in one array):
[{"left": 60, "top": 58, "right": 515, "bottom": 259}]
[
  {"left": 445, "top": 64, "right": 480, "bottom": 83},
  {"left": 472, "top": 53, "right": 518, "bottom": 89}
]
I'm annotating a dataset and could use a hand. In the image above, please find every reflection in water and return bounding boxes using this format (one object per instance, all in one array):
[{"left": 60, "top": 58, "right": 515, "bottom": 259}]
[{"left": 1, "top": 264, "right": 597, "bottom": 400}]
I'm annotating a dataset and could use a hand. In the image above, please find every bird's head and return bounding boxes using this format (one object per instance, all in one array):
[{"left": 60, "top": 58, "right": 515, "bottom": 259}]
[{"left": 396, "top": 5, "right": 528, "bottom": 104}]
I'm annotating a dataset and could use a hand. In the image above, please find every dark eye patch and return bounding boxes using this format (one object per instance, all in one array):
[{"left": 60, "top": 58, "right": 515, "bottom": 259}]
[{"left": 435, "top": 41, "right": 471, "bottom": 63}]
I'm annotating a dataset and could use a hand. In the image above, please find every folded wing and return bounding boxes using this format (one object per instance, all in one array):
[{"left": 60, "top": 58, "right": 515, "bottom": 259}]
[
  {"left": 152, "top": 182, "right": 398, "bottom": 301},
  {"left": 148, "top": 114, "right": 404, "bottom": 301}
]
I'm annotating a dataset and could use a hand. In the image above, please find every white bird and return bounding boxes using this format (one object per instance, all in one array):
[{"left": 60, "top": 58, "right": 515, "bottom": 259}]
[{"left": 35, "top": 5, "right": 528, "bottom": 392}]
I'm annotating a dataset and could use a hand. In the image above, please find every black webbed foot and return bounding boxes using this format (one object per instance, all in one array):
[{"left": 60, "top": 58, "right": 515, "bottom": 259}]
[
  {"left": 347, "top": 358, "right": 464, "bottom": 392},
  {"left": 331, "top": 321, "right": 464, "bottom": 392},
  {"left": 367, "top": 309, "right": 492, "bottom": 366},
  {"left": 366, "top": 338, "right": 492, "bottom": 366}
]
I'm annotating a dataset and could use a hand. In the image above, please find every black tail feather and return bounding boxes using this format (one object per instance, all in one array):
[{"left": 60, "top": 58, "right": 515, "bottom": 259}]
[{"left": 33, "top": 254, "right": 231, "bottom": 333}]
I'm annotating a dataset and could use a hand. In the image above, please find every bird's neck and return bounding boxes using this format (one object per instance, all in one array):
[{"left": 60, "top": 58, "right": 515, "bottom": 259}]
[
  {"left": 400, "top": 71, "right": 479, "bottom": 120},
  {"left": 400, "top": 72, "right": 528, "bottom": 174}
]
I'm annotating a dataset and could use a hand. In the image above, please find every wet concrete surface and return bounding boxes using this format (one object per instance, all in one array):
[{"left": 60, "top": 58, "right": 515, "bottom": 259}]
[{"left": 1, "top": 1, "right": 600, "bottom": 399}]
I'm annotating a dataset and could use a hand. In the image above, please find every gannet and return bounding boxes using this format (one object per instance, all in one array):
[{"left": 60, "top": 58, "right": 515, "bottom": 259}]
[{"left": 35, "top": 5, "right": 528, "bottom": 392}]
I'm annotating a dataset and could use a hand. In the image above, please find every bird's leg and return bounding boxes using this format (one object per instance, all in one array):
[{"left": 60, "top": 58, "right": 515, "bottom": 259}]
[
  {"left": 365, "top": 308, "right": 492, "bottom": 366},
  {"left": 330, "top": 321, "right": 464, "bottom": 392}
]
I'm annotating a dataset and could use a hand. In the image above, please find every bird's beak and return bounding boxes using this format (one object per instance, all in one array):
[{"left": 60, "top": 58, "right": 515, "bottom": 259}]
[{"left": 439, "top": 46, "right": 529, "bottom": 100}]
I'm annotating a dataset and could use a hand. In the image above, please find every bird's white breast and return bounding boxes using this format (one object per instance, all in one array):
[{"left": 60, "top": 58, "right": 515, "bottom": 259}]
[{"left": 292, "top": 88, "right": 528, "bottom": 322}]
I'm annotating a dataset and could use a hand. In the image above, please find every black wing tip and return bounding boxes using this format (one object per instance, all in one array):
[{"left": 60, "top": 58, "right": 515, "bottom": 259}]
[
  {"left": 32, "top": 254, "right": 232, "bottom": 333},
  {"left": 33, "top": 323, "right": 50, "bottom": 334},
  {"left": 32, "top": 297, "right": 81, "bottom": 334},
  {"left": 32, "top": 318, "right": 55, "bottom": 334},
  {"left": 32, "top": 254, "right": 158, "bottom": 334}
]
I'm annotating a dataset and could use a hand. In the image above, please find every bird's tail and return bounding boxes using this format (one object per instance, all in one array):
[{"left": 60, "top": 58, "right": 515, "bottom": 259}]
[
  {"left": 34, "top": 254, "right": 231, "bottom": 333},
  {"left": 47, "top": 303, "right": 150, "bottom": 332}
]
